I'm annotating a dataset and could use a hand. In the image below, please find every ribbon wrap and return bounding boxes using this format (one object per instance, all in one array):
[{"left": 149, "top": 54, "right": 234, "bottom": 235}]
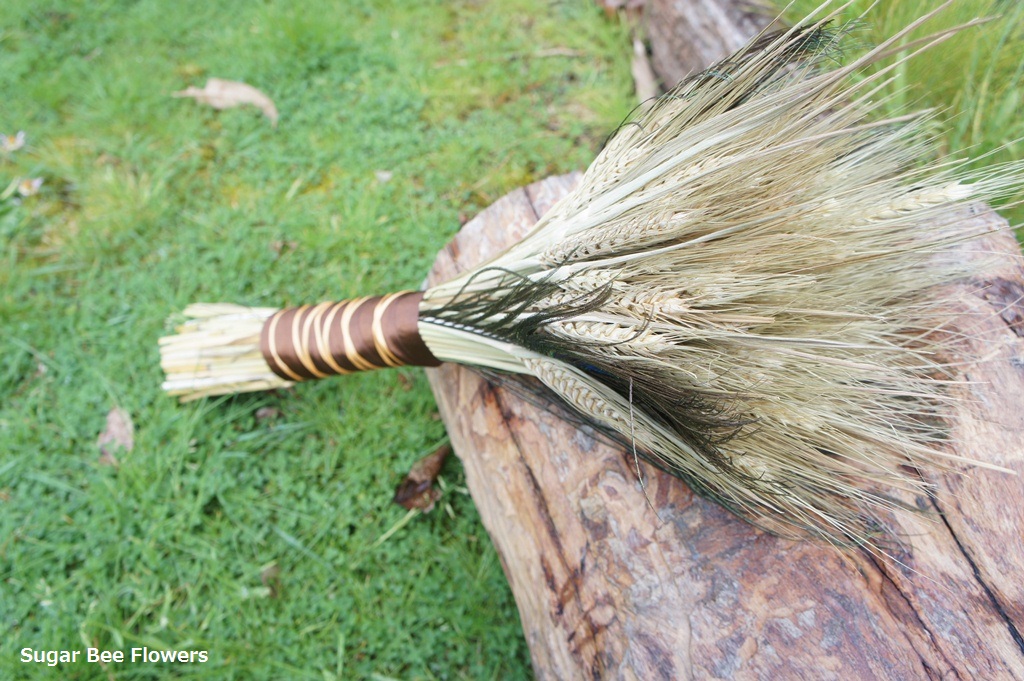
[{"left": 259, "top": 291, "right": 440, "bottom": 382}]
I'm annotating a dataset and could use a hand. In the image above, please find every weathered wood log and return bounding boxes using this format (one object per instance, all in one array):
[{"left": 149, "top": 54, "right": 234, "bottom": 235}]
[
  {"left": 425, "top": 3, "right": 1024, "bottom": 677},
  {"left": 644, "top": 0, "right": 776, "bottom": 88},
  {"left": 426, "top": 174, "right": 1024, "bottom": 680}
]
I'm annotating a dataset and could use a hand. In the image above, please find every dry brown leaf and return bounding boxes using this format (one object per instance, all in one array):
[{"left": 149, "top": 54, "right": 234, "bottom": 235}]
[
  {"left": 395, "top": 372, "right": 413, "bottom": 391},
  {"left": 393, "top": 443, "right": 451, "bottom": 512},
  {"left": 173, "top": 78, "right": 279, "bottom": 127},
  {"left": 97, "top": 407, "right": 134, "bottom": 467},
  {"left": 269, "top": 239, "right": 297, "bottom": 256},
  {"left": 260, "top": 562, "right": 282, "bottom": 599},
  {"left": 255, "top": 406, "right": 281, "bottom": 421},
  {"left": 598, "top": 0, "right": 647, "bottom": 19}
]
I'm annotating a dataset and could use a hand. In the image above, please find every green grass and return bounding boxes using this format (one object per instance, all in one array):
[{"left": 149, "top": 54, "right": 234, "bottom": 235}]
[
  {"left": 781, "top": 0, "right": 1024, "bottom": 227},
  {"left": 0, "top": 1, "right": 631, "bottom": 679}
]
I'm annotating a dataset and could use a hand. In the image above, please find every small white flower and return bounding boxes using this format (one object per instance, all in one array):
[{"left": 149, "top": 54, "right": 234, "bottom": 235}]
[
  {"left": 17, "top": 177, "right": 43, "bottom": 197},
  {"left": 1, "top": 131, "right": 26, "bottom": 152}
]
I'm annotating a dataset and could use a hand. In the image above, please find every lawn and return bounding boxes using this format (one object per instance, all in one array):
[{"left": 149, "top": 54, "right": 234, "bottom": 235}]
[
  {"left": 1, "top": 1, "right": 1021, "bottom": 680},
  {"left": 0, "top": 1, "right": 630, "bottom": 679}
]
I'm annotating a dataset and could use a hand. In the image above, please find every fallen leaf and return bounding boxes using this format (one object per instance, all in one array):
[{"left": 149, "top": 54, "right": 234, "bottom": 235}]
[
  {"left": 270, "top": 239, "right": 297, "bottom": 256},
  {"left": 97, "top": 407, "right": 134, "bottom": 467},
  {"left": 173, "top": 78, "right": 279, "bottom": 127},
  {"left": 395, "top": 372, "right": 413, "bottom": 391},
  {"left": 260, "top": 562, "right": 282, "bottom": 599},
  {"left": 598, "top": 0, "right": 647, "bottom": 19},
  {"left": 393, "top": 443, "right": 451, "bottom": 512},
  {"left": 255, "top": 406, "right": 281, "bottom": 421}
]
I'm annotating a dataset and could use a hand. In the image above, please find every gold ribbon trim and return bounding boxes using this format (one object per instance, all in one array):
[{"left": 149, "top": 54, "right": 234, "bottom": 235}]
[{"left": 259, "top": 291, "right": 440, "bottom": 382}]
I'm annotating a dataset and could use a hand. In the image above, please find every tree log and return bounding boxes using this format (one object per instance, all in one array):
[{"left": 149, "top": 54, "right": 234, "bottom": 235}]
[
  {"left": 425, "top": 4, "right": 1024, "bottom": 678},
  {"left": 644, "top": 0, "right": 776, "bottom": 87},
  {"left": 425, "top": 172, "right": 1024, "bottom": 680}
]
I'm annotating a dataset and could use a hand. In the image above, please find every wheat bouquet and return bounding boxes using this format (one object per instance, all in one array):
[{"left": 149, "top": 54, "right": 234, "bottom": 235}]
[{"left": 160, "top": 6, "right": 1022, "bottom": 549}]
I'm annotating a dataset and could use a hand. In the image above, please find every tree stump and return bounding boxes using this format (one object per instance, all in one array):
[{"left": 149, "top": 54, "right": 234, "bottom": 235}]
[
  {"left": 425, "top": 176, "right": 1024, "bottom": 679},
  {"left": 425, "top": 2, "right": 1024, "bottom": 677}
]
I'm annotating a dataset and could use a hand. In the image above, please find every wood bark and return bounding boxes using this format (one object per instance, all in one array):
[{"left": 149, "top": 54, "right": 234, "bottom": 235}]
[
  {"left": 425, "top": 3, "right": 1024, "bottom": 678},
  {"left": 644, "top": 0, "right": 777, "bottom": 88}
]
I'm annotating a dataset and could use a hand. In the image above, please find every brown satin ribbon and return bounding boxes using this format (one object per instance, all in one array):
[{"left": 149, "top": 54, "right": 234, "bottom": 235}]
[{"left": 259, "top": 291, "right": 440, "bottom": 382}]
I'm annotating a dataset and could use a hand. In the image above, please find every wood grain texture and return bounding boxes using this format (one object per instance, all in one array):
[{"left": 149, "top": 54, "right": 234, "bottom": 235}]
[
  {"left": 644, "top": 0, "right": 775, "bottom": 86},
  {"left": 425, "top": 175, "right": 1024, "bottom": 679}
]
